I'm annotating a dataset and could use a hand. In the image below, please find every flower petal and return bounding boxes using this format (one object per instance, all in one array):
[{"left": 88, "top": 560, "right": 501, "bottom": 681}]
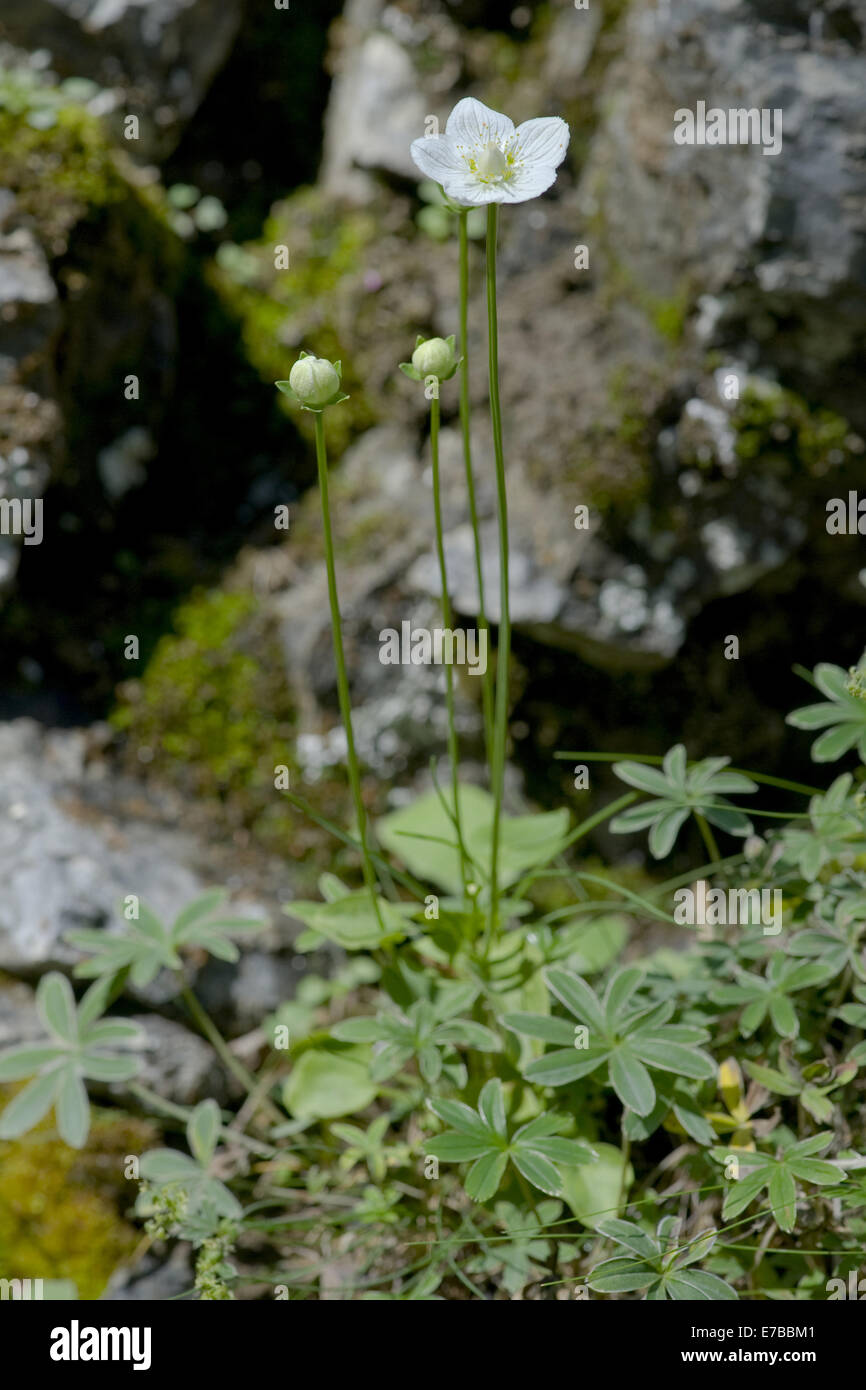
[
  {"left": 438, "top": 169, "right": 503, "bottom": 204},
  {"left": 445, "top": 97, "right": 514, "bottom": 151},
  {"left": 498, "top": 162, "right": 559, "bottom": 203},
  {"left": 511, "top": 116, "right": 570, "bottom": 168},
  {"left": 409, "top": 134, "right": 464, "bottom": 183}
]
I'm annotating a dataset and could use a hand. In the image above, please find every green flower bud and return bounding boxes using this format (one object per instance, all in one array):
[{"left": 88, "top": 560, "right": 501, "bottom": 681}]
[
  {"left": 288, "top": 354, "right": 341, "bottom": 407},
  {"left": 275, "top": 352, "right": 348, "bottom": 412},
  {"left": 411, "top": 336, "right": 457, "bottom": 381}
]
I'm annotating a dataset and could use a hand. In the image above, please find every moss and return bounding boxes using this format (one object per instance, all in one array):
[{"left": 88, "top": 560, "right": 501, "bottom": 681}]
[
  {"left": 602, "top": 246, "right": 692, "bottom": 346},
  {"left": 111, "top": 583, "right": 381, "bottom": 879},
  {"left": 0, "top": 1099, "right": 153, "bottom": 1299},
  {"left": 0, "top": 70, "right": 177, "bottom": 257},
  {"left": 112, "top": 587, "right": 300, "bottom": 847},
  {"left": 730, "top": 381, "right": 864, "bottom": 480},
  {"left": 210, "top": 186, "right": 379, "bottom": 456}
]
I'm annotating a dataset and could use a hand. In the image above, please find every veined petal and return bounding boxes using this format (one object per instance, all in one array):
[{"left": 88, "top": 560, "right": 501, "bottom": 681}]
[
  {"left": 497, "top": 162, "right": 559, "bottom": 203},
  {"left": 510, "top": 116, "right": 570, "bottom": 169},
  {"left": 439, "top": 170, "right": 504, "bottom": 204},
  {"left": 445, "top": 97, "right": 514, "bottom": 150},
  {"left": 409, "top": 134, "right": 464, "bottom": 182}
]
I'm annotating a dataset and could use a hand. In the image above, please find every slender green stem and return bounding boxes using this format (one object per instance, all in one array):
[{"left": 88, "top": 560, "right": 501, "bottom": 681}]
[
  {"left": 430, "top": 392, "right": 467, "bottom": 885},
  {"left": 127, "top": 1082, "right": 278, "bottom": 1158},
  {"left": 458, "top": 208, "right": 494, "bottom": 768},
  {"left": 314, "top": 411, "right": 383, "bottom": 925},
  {"left": 694, "top": 811, "right": 721, "bottom": 864},
  {"left": 485, "top": 203, "right": 511, "bottom": 952},
  {"left": 178, "top": 984, "right": 282, "bottom": 1123},
  {"left": 616, "top": 1123, "right": 631, "bottom": 1217}
]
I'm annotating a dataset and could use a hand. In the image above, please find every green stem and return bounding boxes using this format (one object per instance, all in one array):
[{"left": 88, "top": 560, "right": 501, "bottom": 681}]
[
  {"left": 127, "top": 1082, "right": 277, "bottom": 1158},
  {"left": 485, "top": 202, "right": 511, "bottom": 954},
  {"left": 179, "top": 984, "right": 282, "bottom": 1123},
  {"left": 616, "top": 1123, "right": 631, "bottom": 1217},
  {"left": 694, "top": 812, "right": 721, "bottom": 864},
  {"left": 458, "top": 208, "right": 494, "bottom": 768},
  {"left": 314, "top": 410, "right": 383, "bottom": 926},
  {"left": 430, "top": 392, "right": 467, "bottom": 886}
]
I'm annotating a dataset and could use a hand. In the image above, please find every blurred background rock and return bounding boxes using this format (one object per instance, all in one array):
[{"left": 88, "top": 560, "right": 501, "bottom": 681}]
[{"left": 0, "top": 0, "right": 865, "bottom": 1291}]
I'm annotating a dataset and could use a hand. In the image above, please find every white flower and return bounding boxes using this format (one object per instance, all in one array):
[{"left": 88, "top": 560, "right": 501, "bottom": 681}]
[{"left": 410, "top": 97, "right": 569, "bottom": 206}]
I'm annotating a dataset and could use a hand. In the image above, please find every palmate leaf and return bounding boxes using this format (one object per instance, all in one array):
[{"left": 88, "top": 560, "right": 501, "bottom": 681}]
[
  {"left": 331, "top": 985, "right": 500, "bottom": 1085},
  {"left": 508, "top": 968, "right": 715, "bottom": 1118},
  {"left": 787, "top": 662, "right": 866, "bottom": 763},
  {"left": 711, "top": 953, "right": 836, "bottom": 1039},
  {"left": 66, "top": 889, "right": 267, "bottom": 989},
  {"left": 710, "top": 1132, "right": 846, "bottom": 1233},
  {"left": 426, "top": 1079, "right": 594, "bottom": 1204},
  {"left": 0, "top": 973, "right": 143, "bottom": 1148},
  {"left": 777, "top": 773, "right": 865, "bottom": 881},
  {"left": 610, "top": 744, "right": 756, "bottom": 859},
  {"left": 588, "top": 1219, "right": 737, "bottom": 1300}
]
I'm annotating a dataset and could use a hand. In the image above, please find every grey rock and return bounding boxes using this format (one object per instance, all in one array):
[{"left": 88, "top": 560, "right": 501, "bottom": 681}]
[
  {"left": 0, "top": 0, "right": 243, "bottom": 155},
  {"left": 585, "top": 0, "right": 866, "bottom": 426},
  {"left": 122, "top": 1013, "right": 228, "bottom": 1107},
  {"left": 322, "top": 29, "right": 429, "bottom": 200},
  {"left": 0, "top": 198, "right": 60, "bottom": 601},
  {"left": 0, "top": 719, "right": 276, "bottom": 1016},
  {"left": 102, "top": 1243, "right": 194, "bottom": 1301}
]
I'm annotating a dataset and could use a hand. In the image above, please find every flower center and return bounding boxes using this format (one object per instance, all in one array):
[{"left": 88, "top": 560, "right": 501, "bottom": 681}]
[{"left": 476, "top": 141, "right": 508, "bottom": 180}]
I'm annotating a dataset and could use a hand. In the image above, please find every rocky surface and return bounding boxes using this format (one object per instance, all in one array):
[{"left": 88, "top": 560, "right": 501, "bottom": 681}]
[
  {"left": 205, "top": 0, "right": 866, "bottom": 786},
  {"left": 0, "top": 718, "right": 308, "bottom": 1035},
  {"left": 102, "top": 1243, "right": 194, "bottom": 1301},
  {"left": 588, "top": 0, "right": 866, "bottom": 427},
  {"left": 2, "top": 0, "right": 866, "bottom": 895},
  {"left": 1, "top": 0, "right": 864, "bottom": 1300},
  {"left": 0, "top": 0, "right": 242, "bottom": 156},
  {"left": 0, "top": 191, "right": 60, "bottom": 603}
]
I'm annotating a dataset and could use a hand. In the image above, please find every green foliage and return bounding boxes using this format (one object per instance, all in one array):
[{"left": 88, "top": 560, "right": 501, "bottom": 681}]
[
  {"left": 588, "top": 1219, "right": 737, "bottom": 1300},
  {"left": 610, "top": 744, "right": 756, "bottom": 858},
  {"left": 283, "top": 1048, "right": 377, "bottom": 1121},
  {"left": 732, "top": 381, "right": 863, "bottom": 479},
  {"left": 711, "top": 1134, "right": 845, "bottom": 1234},
  {"left": 787, "top": 663, "right": 866, "bottom": 763},
  {"left": 711, "top": 954, "right": 836, "bottom": 1040},
  {"left": 65, "top": 891, "right": 265, "bottom": 990},
  {"left": 509, "top": 966, "right": 716, "bottom": 1114},
  {"left": 377, "top": 784, "right": 570, "bottom": 895},
  {"left": 332, "top": 982, "right": 499, "bottom": 1084},
  {"left": 138, "top": 1100, "right": 242, "bottom": 1234},
  {"left": 0, "top": 975, "right": 141, "bottom": 1148},
  {"left": 18, "top": 649, "right": 866, "bottom": 1298},
  {"left": 427, "top": 1079, "right": 595, "bottom": 1202},
  {"left": 212, "top": 184, "right": 379, "bottom": 453}
]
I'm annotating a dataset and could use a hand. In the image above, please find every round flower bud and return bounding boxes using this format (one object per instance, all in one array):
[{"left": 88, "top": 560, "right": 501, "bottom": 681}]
[
  {"left": 288, "top": 355, "right": 341, "bottom": 408},
  {"left": 411, "top": 337, "right": 457, "bottom": 381}
]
